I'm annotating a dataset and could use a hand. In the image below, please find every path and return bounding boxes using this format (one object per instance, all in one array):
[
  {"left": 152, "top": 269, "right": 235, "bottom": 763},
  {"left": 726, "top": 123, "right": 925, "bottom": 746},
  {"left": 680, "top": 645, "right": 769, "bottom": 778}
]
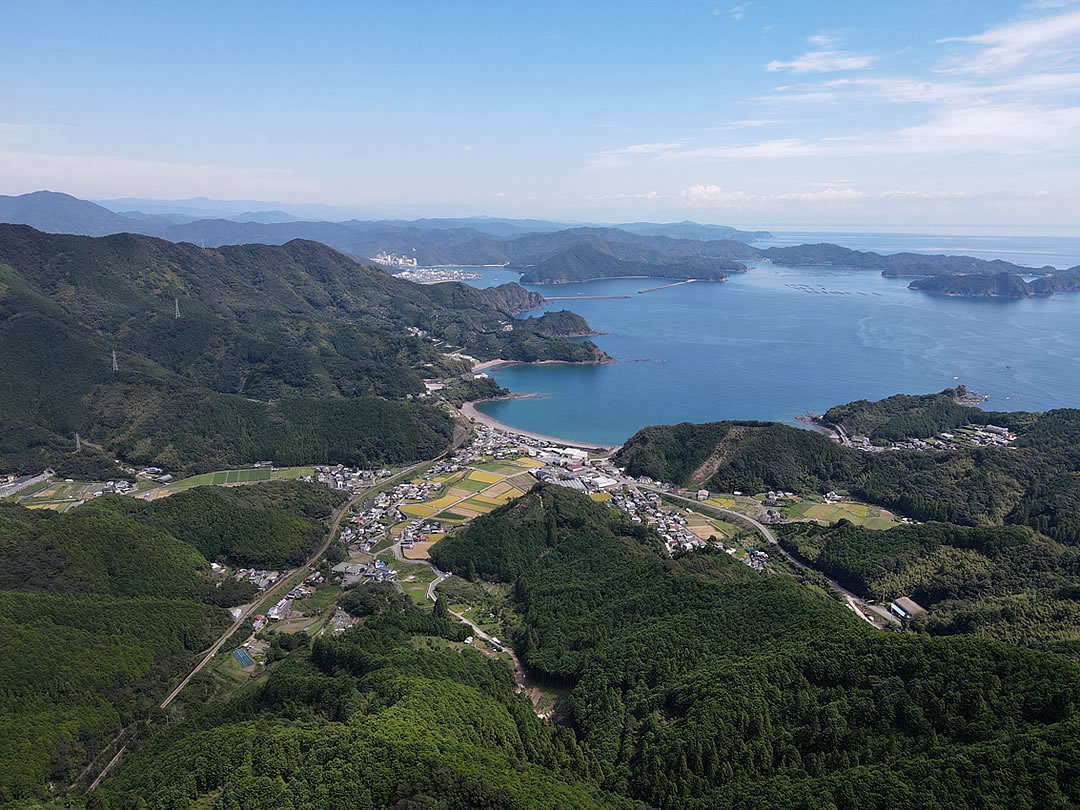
[
  {"left": 388, "top": 533, "right": 540, "bottom": 710},
  {"left": 643, "top": 486, "right": 899, "bottom": 627}
]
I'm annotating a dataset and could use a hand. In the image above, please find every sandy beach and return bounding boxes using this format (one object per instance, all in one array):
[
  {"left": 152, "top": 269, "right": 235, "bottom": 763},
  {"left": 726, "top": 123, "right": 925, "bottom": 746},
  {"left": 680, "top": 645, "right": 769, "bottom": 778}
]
[{"left": 460, "top": 399, "right": 620, "bottom": 451}]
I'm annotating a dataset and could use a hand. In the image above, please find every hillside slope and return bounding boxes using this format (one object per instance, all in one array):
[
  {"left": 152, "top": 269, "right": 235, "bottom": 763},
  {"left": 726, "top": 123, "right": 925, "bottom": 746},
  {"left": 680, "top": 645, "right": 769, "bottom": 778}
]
[{"left": 0, "top": 226, "right": 605, "bottom": 476}]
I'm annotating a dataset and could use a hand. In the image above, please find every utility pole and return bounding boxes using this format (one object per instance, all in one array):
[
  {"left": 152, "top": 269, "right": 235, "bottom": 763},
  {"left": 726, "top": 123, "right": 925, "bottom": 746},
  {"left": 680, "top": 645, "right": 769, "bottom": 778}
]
[{"left": 111, "top": 349, "right": 118, "bottom": 372}]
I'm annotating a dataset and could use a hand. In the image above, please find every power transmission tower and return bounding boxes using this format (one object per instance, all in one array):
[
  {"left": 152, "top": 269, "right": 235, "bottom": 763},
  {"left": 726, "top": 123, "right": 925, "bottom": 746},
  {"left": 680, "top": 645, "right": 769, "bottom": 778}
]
[
  {"left": 175, "top": 297, "right": 181, "bottom": 318},
  {"left": 75, "top": 432, "right": 81, "bottom": 453},
  {"left": 111, "top": 349, "right": 118, "bottom": 372}
]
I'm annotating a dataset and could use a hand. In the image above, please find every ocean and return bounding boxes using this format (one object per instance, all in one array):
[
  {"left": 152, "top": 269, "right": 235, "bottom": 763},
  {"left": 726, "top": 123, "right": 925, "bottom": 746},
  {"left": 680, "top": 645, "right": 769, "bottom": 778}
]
[{"left": 456, "top": 231, "right": 1080, "bottom": 446}]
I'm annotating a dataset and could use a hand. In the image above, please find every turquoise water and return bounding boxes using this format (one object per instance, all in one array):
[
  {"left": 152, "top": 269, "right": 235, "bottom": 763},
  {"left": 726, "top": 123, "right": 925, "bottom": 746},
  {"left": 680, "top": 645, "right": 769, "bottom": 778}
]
[{"left": 456, "top": 234, "right": 1080, "bottom": 445}]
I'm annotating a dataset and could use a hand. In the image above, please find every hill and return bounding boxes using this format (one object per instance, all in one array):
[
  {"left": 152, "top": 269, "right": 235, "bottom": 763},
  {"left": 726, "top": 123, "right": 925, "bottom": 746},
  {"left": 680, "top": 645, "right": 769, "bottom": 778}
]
[
  {"left": 10, "top": 191, "right": 1073, "bottom": 291},
  {"left": 518, "top": 242, "right": 738, "bottom": 284},
  {"left": 758, "top": 243, "right": 1051, "bottom": 277},
  {"left": 615, "top": 391, "right": 1080, "bottom": 543},
  {"left": 0, "top": 225, "right": 606, "bottom": 476},
  {"left": 0, "top": 481, "right": 344, "bottom": 801},
  {"left": 0, "top": 190, "right": 143, "bottom": 237},
  {"left": 427, "top": 486, "right": 1080, "bottom": 808},
  {"left": 910, "top": 268, "right": 1080, "bottom": 297}
]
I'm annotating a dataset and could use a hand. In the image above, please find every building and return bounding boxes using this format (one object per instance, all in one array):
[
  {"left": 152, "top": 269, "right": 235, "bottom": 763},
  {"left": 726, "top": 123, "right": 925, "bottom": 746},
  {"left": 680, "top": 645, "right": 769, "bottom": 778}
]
[
  {"left": 889, "top": 596, "right": 926, "bottom": 619},
  {"left": 696, "top": 489, "right": 709, "bottom": 501}
]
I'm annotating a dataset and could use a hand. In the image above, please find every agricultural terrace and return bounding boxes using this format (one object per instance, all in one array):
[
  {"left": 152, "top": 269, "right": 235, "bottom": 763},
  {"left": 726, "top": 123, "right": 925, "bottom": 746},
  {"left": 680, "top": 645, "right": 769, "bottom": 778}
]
[{"left": 396, "top": 457, "right": 541, "bottom": 525}]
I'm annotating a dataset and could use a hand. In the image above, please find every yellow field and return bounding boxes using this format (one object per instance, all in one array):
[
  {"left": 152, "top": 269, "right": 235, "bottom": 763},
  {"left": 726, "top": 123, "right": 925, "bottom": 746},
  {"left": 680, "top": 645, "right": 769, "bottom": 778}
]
[
  {"left": 425, "top": 494, "right": 463, "bottom": 510},
  {"left": 589, "top": 492, "right": 612, "bottom": 502},
  {"left": 471, "top": 494, "right": 505, "bottom": 506},
  {"left": 461, "top": 499, "right": 495, "bottom": 514},
  {"left": 513, "top": 457, "right": 545, "bottom": 469},
  {"left": 467, "top": 469, "right": 504, "bottom": 484},
  {"left": 484, "top": 481, "right": 512, "bottom": 496},
  {"left": 403, "top": 541, "right": 436, "bottom": 560},
  {"left": 481, "top": 487, "right": 524, "bottom": 506},
  {"left": 706, "top": 497, "right": 736, "bottom": 509},
  {"left": 399, "top": 503, "right": 437, "bottom": 518}
]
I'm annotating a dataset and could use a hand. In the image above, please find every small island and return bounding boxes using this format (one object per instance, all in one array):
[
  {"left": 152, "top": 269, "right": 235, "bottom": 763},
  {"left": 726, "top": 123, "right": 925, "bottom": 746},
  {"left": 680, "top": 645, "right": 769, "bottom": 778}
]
[{"left": 909, "top": 267, "right": 1080, "bottom": 298}]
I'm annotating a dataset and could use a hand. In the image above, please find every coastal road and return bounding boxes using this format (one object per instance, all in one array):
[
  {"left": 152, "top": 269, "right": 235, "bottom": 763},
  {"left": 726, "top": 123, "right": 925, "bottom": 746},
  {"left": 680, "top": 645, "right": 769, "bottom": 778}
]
[{"left": 641, "top": 486, "right": 898, "bottom": 627}]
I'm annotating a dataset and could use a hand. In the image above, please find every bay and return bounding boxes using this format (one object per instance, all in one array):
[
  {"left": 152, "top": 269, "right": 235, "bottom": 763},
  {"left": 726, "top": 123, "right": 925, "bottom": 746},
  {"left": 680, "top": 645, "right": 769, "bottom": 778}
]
[{"left": 452, "top": 232, "right": 1080, "bottom": 446}]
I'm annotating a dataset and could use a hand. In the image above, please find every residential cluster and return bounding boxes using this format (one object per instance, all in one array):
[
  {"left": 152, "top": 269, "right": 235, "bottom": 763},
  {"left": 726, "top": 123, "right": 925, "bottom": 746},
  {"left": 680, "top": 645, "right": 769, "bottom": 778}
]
[
  {"left": 301, "top": 465, "right": 392, "bottom": 493},
  {"left": 848, "top": 423, "right": 1017, "bottom": 452},
  {"left": 235, "top": 568, "right": 283, "bottom": 591},
  {"left": 371, "top": 250, "right": 418, "bottom": 268},
  {"left": 609, "top": 487, "right": 703, "bottom": 552},
  {"left": 331, "top": 559, "right": 397, "bottom": 587},
  {"left": 395, "top": 267, "right": 484, "bottom": 284}
]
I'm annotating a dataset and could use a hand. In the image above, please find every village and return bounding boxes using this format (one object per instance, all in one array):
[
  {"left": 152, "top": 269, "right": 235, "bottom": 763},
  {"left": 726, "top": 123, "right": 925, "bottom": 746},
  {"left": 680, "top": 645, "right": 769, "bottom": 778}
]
[
  {"left": 3, "top": 411, "right": 917, "bottom": 685},
  {"left": 845, "top": 422, "right": 1017, "bottom": 452}
]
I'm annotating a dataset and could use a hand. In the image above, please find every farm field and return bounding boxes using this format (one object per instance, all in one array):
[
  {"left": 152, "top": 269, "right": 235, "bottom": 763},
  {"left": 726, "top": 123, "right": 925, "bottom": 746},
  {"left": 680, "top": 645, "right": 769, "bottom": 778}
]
[
  {"left": 785, "top": 501, "right": 898, "bottom": 530},
  {"left": 396, "top": 458, "right": 540, "bottom": 528}
]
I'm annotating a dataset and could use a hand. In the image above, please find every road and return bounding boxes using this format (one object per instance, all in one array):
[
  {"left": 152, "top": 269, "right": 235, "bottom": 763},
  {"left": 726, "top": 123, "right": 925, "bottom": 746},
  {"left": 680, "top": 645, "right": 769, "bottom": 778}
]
[
  {"left": 642, "top": 486, "right": 899, "bottom": 627},
  {"left": 85, "top": 454, "right": 447, "bottom": 793},
  {"left": 388, "top": 535, "right": 536, "bottom": 703}
]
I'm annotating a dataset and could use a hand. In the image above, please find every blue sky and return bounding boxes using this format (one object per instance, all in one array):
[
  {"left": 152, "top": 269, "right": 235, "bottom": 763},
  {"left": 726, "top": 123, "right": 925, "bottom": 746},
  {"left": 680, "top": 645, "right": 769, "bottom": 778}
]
[{"left": 2, "top": 1, "right": 1079, "bottom": 230}]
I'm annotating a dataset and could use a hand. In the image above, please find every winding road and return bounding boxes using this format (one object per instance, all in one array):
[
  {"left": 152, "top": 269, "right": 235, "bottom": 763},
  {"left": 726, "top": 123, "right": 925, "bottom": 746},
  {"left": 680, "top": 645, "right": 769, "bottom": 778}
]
[{"left": 643, "top": 486, "right": 899, "bottom": 627}]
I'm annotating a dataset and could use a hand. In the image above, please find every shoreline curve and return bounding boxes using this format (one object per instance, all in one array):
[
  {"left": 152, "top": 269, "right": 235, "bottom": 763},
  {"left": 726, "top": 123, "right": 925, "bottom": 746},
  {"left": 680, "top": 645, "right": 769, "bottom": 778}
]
[{"left": 460, "top": 399, "right": 621, "bottom": 452}]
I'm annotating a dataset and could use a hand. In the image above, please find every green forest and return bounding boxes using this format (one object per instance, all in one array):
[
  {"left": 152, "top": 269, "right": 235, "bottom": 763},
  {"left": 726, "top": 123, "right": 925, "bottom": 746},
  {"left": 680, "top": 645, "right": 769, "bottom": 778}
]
[
  {"left": 0, "top": 482, "right": 343, "bottom": 802},
  {"left": 70, "top": 485, "right": 1080, "bottom": 810},
  {"left": 615, "top": 392, "right": 1080, "bottom": 545},
  {"left": 0, "top": 225, "right": 606, "bottom": 477}
]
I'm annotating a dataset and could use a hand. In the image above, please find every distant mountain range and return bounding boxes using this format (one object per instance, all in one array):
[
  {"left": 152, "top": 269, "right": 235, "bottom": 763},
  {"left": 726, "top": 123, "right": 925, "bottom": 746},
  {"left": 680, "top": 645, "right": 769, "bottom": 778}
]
[{"left": 3, "top": 191, "right": 1078, "bottom": 295}]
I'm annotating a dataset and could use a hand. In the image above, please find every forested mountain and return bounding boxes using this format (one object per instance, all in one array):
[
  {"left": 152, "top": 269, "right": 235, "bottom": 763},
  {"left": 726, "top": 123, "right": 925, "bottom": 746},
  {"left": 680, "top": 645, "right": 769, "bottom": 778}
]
[
  {"left": 779, "top": 520, "right": 1080, "bottom": 648},
  {"left": 615, "top": 391, "right": 1080, "bottom": 543},
  {"left": 0, "top": 482, "right": 344, "bottom": 802},
  {"left": 435, "top": 487, "right": 1080, "bottom": 807},
  {"left": 910, "top": 267, "right": 1080, "bottom": 297},
  {"left": 517, "top": 243, "right": 739, "bottom": 283},
  {"left": 0, "top": 225, "right": 605, "bottom": 476},
  {"left": 6, "top": 191, "right": 1064, "bottom": 289},
  {"left": 0, "top": 191, "right": 143, "bottom": 236}
]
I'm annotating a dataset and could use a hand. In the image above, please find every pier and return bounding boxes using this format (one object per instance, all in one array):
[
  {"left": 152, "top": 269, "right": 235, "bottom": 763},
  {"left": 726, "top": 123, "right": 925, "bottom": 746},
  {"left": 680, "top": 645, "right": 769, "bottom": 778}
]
[
  {"left": 637, "top": 279, "right": 696, "bottom": 294},
  {"left": 542, "top": 294, "right": 631, "bottom": 301}
]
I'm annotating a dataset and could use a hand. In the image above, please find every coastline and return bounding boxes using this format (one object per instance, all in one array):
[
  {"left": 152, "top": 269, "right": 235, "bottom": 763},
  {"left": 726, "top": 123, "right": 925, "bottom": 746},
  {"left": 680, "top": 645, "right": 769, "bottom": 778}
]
[
  {"left": 461, "top": 398, "right": 621, "bottom": 451},
  {"left": 472, "top": 356, "right": 614, "bottom": 373},
  {"left": 527, "top": 275, "right": 725, "bottom": 285}
]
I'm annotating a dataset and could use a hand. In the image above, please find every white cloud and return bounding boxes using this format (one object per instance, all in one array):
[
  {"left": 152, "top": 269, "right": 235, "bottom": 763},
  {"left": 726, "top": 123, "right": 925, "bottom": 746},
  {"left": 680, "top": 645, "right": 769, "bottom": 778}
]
[
  {"left": 878, "top": 190, "right": 970, "bottom": 199},
  {"left": 676, "top": 186, "right": 1067, "bottom": 211},
  {"left": 766, "top": 50, "right": 875, "bottom": 74},
  {"left": 938, "top": 9, "right": 1080, "bottom": 74},
  {"left": 600, "top": 100, "right": 1080, "bottom": 168},
  {"left": 587, "top": 141, "right": 689, "bottom": 169},
  {"left": 680, "top": 185, "right": 868, "bottom": 208},
  {"left": 585, "top": 190, "right": 662, "bottom": 201},
  {"left": 0, "top": 141, "right": 320, "bottom": 200},
  {"left": 730, "top": 3, "right": 751, "bottom": 20}
]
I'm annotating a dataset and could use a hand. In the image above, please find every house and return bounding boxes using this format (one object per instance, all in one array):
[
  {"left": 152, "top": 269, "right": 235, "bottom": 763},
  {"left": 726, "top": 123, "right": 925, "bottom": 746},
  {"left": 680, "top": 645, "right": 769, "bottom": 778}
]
[
  {"left": 696, "top": 489, "right": 709, "bottom": 501},
  {"left": 889, "top": 596, "right": 926, "bottom": 619}
]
